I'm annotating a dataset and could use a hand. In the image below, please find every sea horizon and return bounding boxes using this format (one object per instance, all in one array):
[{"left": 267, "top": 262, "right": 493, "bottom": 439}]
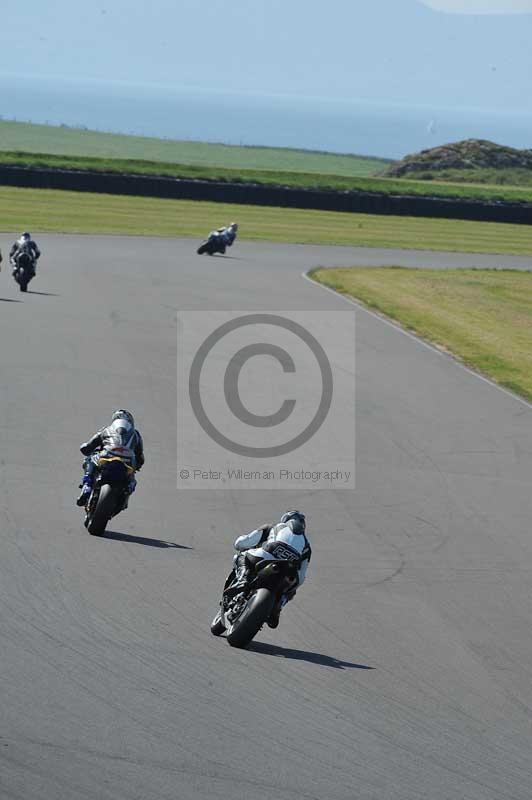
[{"left": 1, "top": 74, "right": 531, "bottom": 160}]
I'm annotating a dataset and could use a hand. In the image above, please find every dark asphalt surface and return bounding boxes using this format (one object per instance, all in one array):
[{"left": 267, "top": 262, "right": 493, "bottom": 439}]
[{"left": 1, "top": 234, "right": 532, "bottom": 800}]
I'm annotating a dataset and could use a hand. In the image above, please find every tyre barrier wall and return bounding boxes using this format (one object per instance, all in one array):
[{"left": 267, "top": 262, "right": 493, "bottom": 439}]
[{"left": 1, "top": 165, "right": 531, "bottom": 225}]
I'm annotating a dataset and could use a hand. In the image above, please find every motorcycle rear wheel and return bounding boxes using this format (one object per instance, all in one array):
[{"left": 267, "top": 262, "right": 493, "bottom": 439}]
[
  {"left": 226, "top": 588, "right": 274, "bottom": 648},
  {"left": 87, "top": 484, "right": 117, "bottom": 536}
]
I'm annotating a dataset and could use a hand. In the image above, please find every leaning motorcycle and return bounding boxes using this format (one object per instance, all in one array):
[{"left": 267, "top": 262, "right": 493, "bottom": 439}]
[
  {"left": 197, "top": 231, "right": 228, "bottom": 256},
  {"left": 211, "top": 559, "right": 298, "bottom": 648},
  {"left": 82, "top": 454, "right": 134, "bottom": 536},
  {"left": 197, "top": 227, "right": 236, "bottom": 255},
  {"left": 12, "top": 248, "right": 35, "bottom": 292}
]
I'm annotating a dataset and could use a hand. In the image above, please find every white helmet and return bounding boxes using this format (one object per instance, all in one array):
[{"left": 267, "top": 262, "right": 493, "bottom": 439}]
[
  {"left": 280, "top": 510, "right": 306, "bottom": 534},
  {"left": 111, "top": 409, "right": 135, "bottom": 427}
]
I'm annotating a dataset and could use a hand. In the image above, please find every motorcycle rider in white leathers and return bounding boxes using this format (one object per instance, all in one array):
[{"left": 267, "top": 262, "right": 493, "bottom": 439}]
[
  {"left": 217, "top": 221, "right": 238, "bottom": 246},
  {"left": 228, "top": 510, "right": 311, "bottom": 628},
  {"left": 10, "top": 232, "right": 41, "bottom": 274},
  {"left": 211, "top": 221, "right": 238, "bottom": 253}
]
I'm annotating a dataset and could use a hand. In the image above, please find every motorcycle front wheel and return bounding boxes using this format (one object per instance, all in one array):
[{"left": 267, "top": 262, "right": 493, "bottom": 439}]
[
  {"left": 16, "top": 270, "right": 28, "bottom": 291},
  {"left": 210, "top": 609, "right": 226, "bottom": 636}
]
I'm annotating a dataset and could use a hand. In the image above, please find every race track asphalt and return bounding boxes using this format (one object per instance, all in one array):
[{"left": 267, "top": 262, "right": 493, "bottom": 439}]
[{"left": 1, "top": 234, "right": 532, "bottom": 800}]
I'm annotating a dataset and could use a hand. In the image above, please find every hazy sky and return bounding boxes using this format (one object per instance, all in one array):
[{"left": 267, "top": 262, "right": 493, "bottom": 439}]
[
  {"left": 420, "top": 0, "right": 532, "bottom": 11},
  {"left": 1, "top": 0, "right": 531, "bottom": 113}
]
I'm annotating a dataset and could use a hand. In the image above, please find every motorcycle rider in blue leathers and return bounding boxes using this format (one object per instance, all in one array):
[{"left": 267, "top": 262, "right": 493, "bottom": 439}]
[{"left": 76, "top": 409, "right": 144, "bottom": 506}]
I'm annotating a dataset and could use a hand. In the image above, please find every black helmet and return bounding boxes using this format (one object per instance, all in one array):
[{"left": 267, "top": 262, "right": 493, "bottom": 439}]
[
  {"left": 111, "top": 409, "right": 135, "bottom": 427},
  {"left": 280, "top": 510, "right": 306, "bottom": 534},
  {"left": 21, "top": 232, "right": 31, "bottom": 241}
]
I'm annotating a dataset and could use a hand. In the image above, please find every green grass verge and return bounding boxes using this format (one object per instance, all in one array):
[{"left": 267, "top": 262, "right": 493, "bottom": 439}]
[
  {"left": 311, "top": 266, "right": 532, "bottom": 400},
  {"left": 2, "top": 186, "right": 532, "bottom": 255},
  {"left": 0, "top": 149, "right": 401, "bottom": 192},
  {"left": 2, "top": 121, "right": 532, "bottom": 202},
  {"left": 399, "top": 167, "right": 532, "bottom": 188},
  {"left": 0, "top": 120, "right": 387, "bottom": 177},
  {"left": 3, "top": 148, "right": 532, "bottom": 203}
]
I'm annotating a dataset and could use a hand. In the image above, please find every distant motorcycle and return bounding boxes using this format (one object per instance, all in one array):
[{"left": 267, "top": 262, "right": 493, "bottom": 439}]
[
  {"left": 197, "top": 224, "right": 237, "bottom": 256},
  {"left": 12, "top": 247, "right": 36, "bottom": 292},
  {"left": 211, "top": 558, "right": 298, "bottom": 648},
  {"left": 82, "top": 454, "right": 135, "bottom": 536}
]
